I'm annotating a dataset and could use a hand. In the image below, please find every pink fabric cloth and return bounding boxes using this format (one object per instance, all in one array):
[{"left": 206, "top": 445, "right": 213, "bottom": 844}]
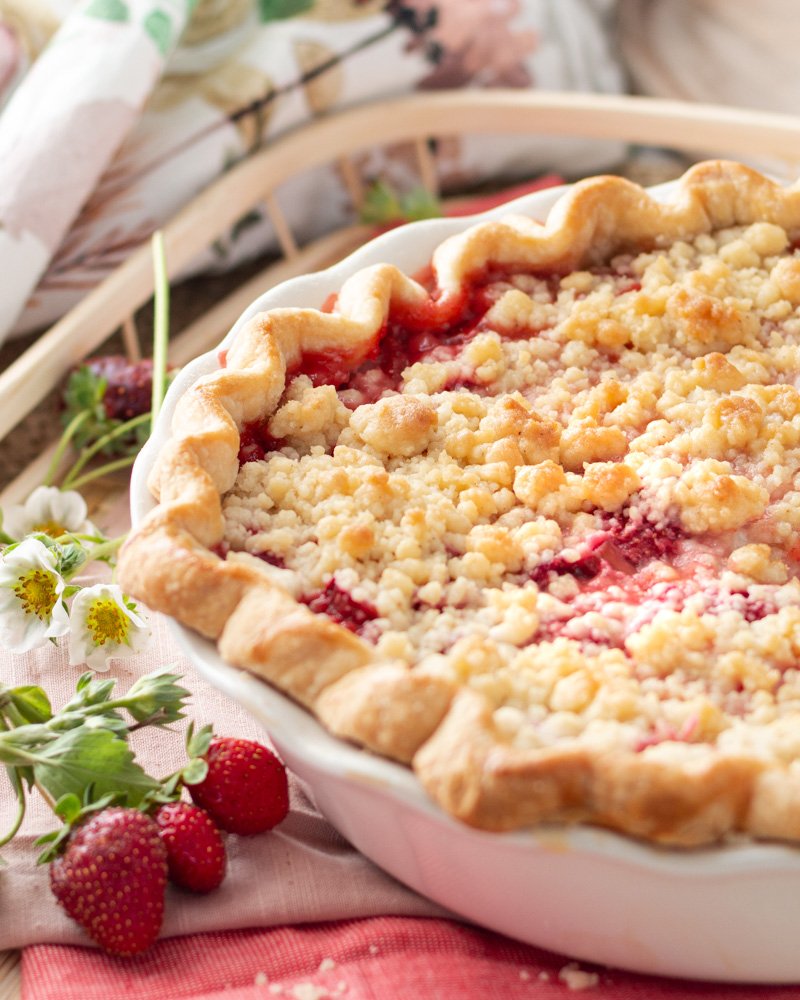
[
  {"left": 22, "top": 916, "right": 800, "bottom": 1000},
  {"left": 0, "top": 608, "right": 447, "bottom": 951}
]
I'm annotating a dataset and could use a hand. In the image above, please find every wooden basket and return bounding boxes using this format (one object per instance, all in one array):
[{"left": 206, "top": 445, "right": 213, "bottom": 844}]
[{"left": 3, "top": 88, "right": 800, "bottom": 506}]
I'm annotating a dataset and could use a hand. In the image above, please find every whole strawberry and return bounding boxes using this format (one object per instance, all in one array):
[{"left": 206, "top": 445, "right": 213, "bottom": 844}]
[
  {"left": 188, "top": 737, "right": 289, "bottom": 836},
  {"left": 154, "top": 801, "right": 226, "bottom": 893},
  {"left": 49, "top": 807, "right": 168, "bottom": 956},
  {"left": 85, "top": 355, "right": 156, "bottom": 421},
  {"left": 62, "top": 355, "right": 174, "bottom": 457}
]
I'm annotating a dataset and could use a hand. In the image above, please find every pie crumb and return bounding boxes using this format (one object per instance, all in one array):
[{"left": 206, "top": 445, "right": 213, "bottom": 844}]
[
  {"left": 290, "top": 985, "right": 329, "bottom": 1000},
  {"left": 318, "top": 957, "right": 336, "bottom": 973},
  {"left": 254, "top": 971, "right": 268, "bottom": 986},
  {"left": 558, "top": 963, "right": 599, "bottom": 991}
]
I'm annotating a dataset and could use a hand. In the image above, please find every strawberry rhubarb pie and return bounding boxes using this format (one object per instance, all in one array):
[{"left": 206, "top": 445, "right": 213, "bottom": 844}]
[{"left": 121, "top": 161, "right": 800, "bottom": 846}]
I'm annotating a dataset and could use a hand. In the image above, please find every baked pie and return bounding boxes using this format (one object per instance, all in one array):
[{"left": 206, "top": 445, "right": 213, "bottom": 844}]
[{"left": 120, "top": 161, "right": 800, "bottom": 847}]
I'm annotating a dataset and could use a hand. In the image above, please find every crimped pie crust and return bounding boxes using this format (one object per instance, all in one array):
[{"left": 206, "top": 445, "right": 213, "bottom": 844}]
[{"left": 120, "top": 161, "right": 800, "bottom": 847}]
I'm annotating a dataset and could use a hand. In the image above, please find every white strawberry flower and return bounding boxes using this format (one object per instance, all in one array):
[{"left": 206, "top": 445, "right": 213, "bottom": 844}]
[
  {"left": 3, "top": 486, "right": 96, "bottom": 541},
  {"left": 68, "top": 583, "right": 149, "bottom": 671},
  {"left": 0, "top": 537, "right": 69, "bottom": 652}
]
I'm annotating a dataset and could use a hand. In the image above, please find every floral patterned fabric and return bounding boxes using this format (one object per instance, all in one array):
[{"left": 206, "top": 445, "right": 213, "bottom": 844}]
[{"left": 0, "top": 0, "right": 625, "bottom": 340}]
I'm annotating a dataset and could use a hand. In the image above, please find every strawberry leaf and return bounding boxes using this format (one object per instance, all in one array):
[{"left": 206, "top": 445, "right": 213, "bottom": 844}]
[
  {"left": 360, "top": 180, "right": 442, "bottom": 225},
  {"left": 360, "top": 180, "right": 403, "bottom": 225},
  {"left": 180, "top": 758, "right": 208, "bottom": 786},
  {"left": 33, "top": 728, "right": 158, "bottom": 807},
  {"left": 8, "top": 686, "right": 52, "bottom": 724},
  {"left": 62, "top": 366, "right": 114, "bottom": 451},
  {"left": 54, "top": 793, "right": 82, "bottom": 824},
  {"left": 186, "top": 723, "right": 213, "bottom": 760},
  {"left": 123, "top": 671, "right": 191, "bottom": 725},
  {"left": 400, "top": 187, "right": 441, "bottom": 221}
]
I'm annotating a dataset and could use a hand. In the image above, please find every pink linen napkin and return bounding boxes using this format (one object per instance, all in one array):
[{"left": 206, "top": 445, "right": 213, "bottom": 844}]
[{"left": 0, "top": 612, "right": 448, "bottom": 951}]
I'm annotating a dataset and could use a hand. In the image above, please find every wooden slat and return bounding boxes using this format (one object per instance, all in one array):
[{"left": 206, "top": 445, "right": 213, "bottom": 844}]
[
  {"left": 0, "top": 951, "right": 20, "bottom": 1000},
  {"left": 337, "top": 155, "right": 365, "bottom": 209},
  {"left": 263, "top": 191, "right": 299, "bottom": 260},
  {"left": 414, "top": 136, "right": 438, "bottom": 195},
  {"left": 121, "top": 315, "right": 142, "bottom": 363}
]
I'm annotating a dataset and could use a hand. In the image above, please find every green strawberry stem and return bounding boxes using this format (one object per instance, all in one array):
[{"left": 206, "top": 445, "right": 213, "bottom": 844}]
[
  {"left": 43, "top": 410, "right": 92, "bottom": 488},
  {"left": 63, "top": 455, "right": 136, "bottom": 492},
  {"left": 0, "top": 718, "right": 26, "bottom": 850},
  {"left": 0, "top": 775, "right": 26, "bottom": 849},
  {"left": 60, "top": 412, "right": 151, "bottom": 490},
  {"left": 150, "top": 231, "right": 170, "bottom": 423}
]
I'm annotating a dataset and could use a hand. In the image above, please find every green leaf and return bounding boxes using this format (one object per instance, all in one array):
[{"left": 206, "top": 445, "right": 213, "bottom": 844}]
[
  {"left": 180, "top": 758, "right": 208, "bottom": 786},
  {"left": 400, "top": 187, "right": 441, "bottom": 222},
  {"left": 123, "top": 670, "right": 191, "bottom": 725},
  {"left": 54, "top": 793, "right": 82, "bottom": 824},
  {"left": 258, "top": 0, "right": 313, "bottom": 21},
  {"left": 55, "top": 543, "right": 87, "bottom": 579},
  {"left": 360, "top": 180, "right": 442, "bottom": 225},
  {"left": 144, "top": 10, "right": 173, "bottom": 56},
  {"left": 9, "top": 687, "right": 52, "bottom": 724},
  {"left": 75, "top": 673, "right": 93, "bottom": 694},
  {"left": 62, "top": 675, "right": 116, "bottom": 712},
  {"left": 84, "top": 0, "right": 129, "bottom": 21},
  {"left": 35, "top": 826, "right": 71, "bottom": 865},
  {"left": 61, "top": 366, "right": 115, "bottom": 453},
  {"left": 186, "top": 722, "right": 213, "bottom": 760},
  {"left": 33, "top": 728, "right": 158, "bottom": 808},
  {"left": 360, "top": 180, "right": 403, "bottom": 225}
]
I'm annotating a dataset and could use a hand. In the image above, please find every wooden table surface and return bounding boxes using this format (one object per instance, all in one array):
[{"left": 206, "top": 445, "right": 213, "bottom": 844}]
[{"left": 0, "top": 953, "right": 20, "bottom": 999}]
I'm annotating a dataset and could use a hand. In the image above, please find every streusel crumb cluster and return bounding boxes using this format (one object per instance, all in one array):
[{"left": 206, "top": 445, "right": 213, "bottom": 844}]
[{"left": 223, "top": 220, "right": 800, "bottom": 761}]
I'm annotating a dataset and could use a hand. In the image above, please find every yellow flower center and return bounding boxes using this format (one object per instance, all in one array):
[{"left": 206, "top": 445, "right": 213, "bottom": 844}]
[
  {"left": 32, "top": 520, "right": 67, "bottom": 538},
  {"left": 85, "top": 598, "right": 129, "bottom": 647},
  {"left": 13, "top": 569, "right": 59, "bottom": 620}
]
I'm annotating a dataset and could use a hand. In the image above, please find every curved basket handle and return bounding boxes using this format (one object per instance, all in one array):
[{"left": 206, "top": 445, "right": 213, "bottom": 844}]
[{"left": 3, "top": 90, "right": 800, "bottom": 444}]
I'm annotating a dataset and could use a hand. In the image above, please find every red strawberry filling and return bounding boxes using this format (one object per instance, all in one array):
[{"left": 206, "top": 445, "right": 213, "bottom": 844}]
[
  {"left": 293, "top": 267, "right": 560, "bottom": 404},
  {"left": 253, "top": 551, "right": 286, "bottom": 569},
  {"left": 602, "top": 510, "right": 684, "bottom": 567},
  {"left": 237, "top": 261, "right": 638, "bottom": 463},
  {"left": 633, "top": 716, "right": 699, "bottom": 752},
  {"left": 237, "top": 421, "right": 286, "bottom": 465},
  {"left": 300, "top": 578, "right": 379, "bottom": 637},
  {"left": 533, "top": 513, "right": 685, "bottom": 588}
]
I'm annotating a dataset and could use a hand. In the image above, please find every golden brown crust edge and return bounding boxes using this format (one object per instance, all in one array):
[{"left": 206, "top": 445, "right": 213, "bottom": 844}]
[{"left": 119, "top": 161, "right": 800, "bottom": 846}]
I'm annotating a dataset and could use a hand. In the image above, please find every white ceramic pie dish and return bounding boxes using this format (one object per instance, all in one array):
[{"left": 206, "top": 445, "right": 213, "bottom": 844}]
[{"left": 130, "top": 179, "right": 800, "bottom": 984}]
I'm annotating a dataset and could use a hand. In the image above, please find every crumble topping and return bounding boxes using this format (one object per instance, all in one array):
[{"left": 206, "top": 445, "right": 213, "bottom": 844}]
[{"left": 222, "top": 220, "right": 800, "bottom": 761}]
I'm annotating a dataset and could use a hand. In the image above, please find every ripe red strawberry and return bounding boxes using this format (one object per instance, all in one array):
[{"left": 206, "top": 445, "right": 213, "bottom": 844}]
[
  {"left": 188, "top": 737, "right": 289, "bottom": 836},
  {"left": 49, "top": 807, "right": 168, "bottom": 956},
  {"left": 86, "top": 355, "right": 156, "bottom": 421},
  {"left": 154, "top": 801, "right": 226, "bottom": 893}
]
